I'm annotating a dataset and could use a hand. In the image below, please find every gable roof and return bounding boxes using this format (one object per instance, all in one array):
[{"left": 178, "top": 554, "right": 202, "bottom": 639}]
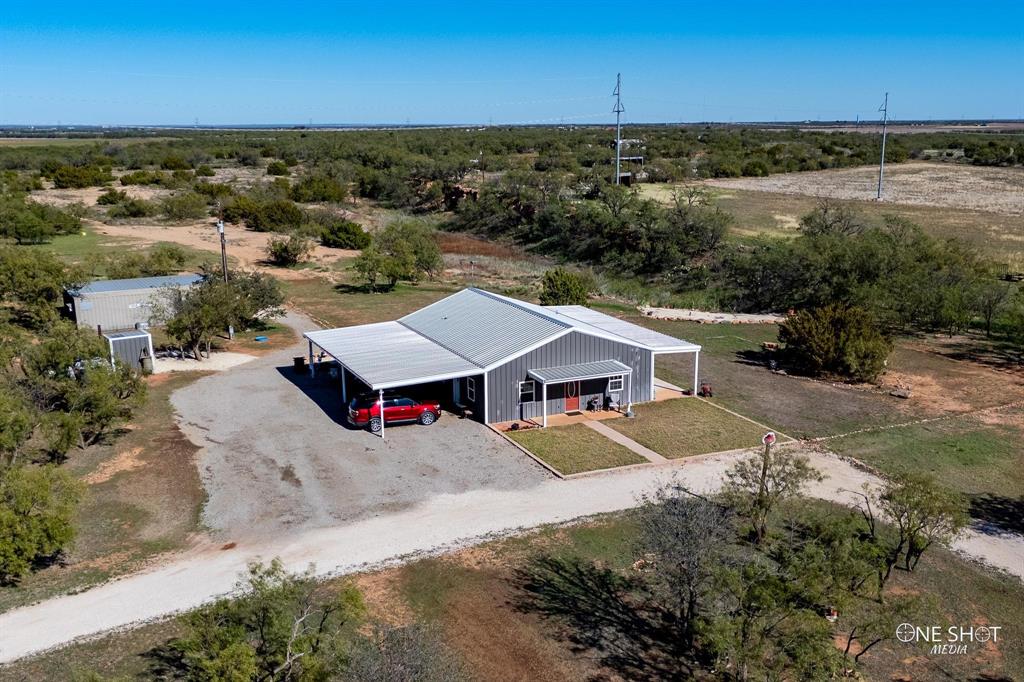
[
  {"left": 399, "top": 288, "right": 570, "bottom": 367},
  {"left": 305, "top": 288, "right": 698, "bottom": 390},
  {"left": 72, "top": 274, "right": 202, "bottom": 296}
]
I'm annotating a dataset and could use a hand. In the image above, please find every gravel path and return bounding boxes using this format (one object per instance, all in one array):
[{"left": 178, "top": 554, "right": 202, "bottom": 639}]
[{"left": 0, "top": 446, "right": 1020, "bottom": 664}]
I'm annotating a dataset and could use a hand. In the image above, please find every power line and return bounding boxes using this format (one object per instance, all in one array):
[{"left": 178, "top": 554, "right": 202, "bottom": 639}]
[{"left": 606, "top": 73, "right": 622, "bottom": 183}]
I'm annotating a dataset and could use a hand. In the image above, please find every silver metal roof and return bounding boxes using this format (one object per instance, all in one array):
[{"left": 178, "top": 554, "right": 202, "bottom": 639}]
[
  {"left": 304, "top": 322, "right": 479, "bottom": 390},
  {"left": 528, "top": 360, "right": 632, "bottom": 384},
  {"left": 73, "top": 274, "right": 202, "bottom": 296},
  {"left": 102, "top": 330, "right": 152, "bottom": 340},
  {"left": 399, "top": 288, "right": 569, "bottom": 367},
  {"left": 547, "top": 305, "right": 701, "bottom": 352}
]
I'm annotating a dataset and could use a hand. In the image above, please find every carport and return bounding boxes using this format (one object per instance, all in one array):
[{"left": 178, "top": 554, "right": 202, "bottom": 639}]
[{"left": 304, "top": 322, "right": 482, "bottom": 436}]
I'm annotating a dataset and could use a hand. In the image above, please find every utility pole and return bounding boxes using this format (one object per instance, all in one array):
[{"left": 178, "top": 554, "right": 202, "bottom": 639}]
[
  {"left": 876, "top": 92, "right": 889, "bottom": 200},
  {"left": 216, "top": 206, "right": 233, "bottom": 339},
  {"left": 612, "top": 73, "right": 624, "bottom": 185}
]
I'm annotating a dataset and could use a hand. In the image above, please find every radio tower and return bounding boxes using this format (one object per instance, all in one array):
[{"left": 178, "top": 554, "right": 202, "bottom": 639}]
[
  {"left": 612, "top": 73, "right": 625, "bottom": 185},
  {"left": 876, "top": 92, "right": 889, "bottom": 200}
]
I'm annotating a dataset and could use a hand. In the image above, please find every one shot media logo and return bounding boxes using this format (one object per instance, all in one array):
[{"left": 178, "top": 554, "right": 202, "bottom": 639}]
[{"left": 896, "top": 623, "right": 1002, "bottom": 655}]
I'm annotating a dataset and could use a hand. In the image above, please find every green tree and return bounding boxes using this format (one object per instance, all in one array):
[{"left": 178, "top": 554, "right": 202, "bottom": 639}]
[
  {"left": 160, "top": 192, "right": 208, "bottom": 220},
  {"left": 319, "top": 220, "right": 371, "bottom": 250},
  {"left": 538, "top": 268, "right": 593, "bottom": 306},
  {"left": 174, "top": 560, "right": 365, "bottom": 682},
  {"left": 723, "top": 444, "right": 822, "bottom": 545},
  {"left": 779, "top": 304, "right": 892, "bottom": 382},
  {"left": 0, "top": 464, "right": 82, "bottom": 583},
  {"left": 0, "top": 247, "right": 80, "bottom": 327},
  {"left": 266, "top": 160, "right": 290, "bottom": 177},
  {"left": 266, "top": 234, "right": 314, "bottom": 266}
]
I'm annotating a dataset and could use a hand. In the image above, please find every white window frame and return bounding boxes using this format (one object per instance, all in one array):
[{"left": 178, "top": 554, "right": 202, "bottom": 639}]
[
  {"left": 608, "top": 376, "right": 624, "bottom": 393},
  {"left": 518, "top": 380, "right": 535, "bottom": 404},
  {"left": 466, "top": 376, "right": 476, "bottom": 402}
]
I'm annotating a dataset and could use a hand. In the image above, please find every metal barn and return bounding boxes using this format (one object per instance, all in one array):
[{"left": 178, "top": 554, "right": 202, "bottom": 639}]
[
  {"left": 65, "top": 274, "right": 202, "bottom": 331},
  {"left": 304, "top": 288, "right": 701, "bottom": 428}
]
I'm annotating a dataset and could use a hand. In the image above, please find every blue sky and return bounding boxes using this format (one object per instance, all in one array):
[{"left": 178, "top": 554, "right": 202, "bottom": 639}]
[{"left": 2, "top": 1, "right": 1022, "bottom": 125}]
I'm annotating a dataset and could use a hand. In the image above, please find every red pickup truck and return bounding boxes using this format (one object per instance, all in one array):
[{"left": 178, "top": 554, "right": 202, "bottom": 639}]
[{"left": 348, "top": 392, "right": 442, "bottom": 433}]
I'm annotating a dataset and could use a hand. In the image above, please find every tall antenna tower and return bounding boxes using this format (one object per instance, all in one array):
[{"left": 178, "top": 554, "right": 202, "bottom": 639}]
[
  {"left": 876, "top": 92, "right": 889, "bottom": 200},
  {"left": 612, "top": 73, "right": 625, "bottom": 185}
]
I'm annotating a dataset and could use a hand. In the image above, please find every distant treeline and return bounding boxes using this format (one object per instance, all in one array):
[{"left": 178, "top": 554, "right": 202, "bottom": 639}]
[{"left": 0, "top": 126, "right": 1021, "bottom": 182}]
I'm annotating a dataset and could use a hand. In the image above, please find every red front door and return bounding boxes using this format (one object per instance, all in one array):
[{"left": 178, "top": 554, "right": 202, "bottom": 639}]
[{"left": 565, "top": 381, "right": 580, "bottom": 412}]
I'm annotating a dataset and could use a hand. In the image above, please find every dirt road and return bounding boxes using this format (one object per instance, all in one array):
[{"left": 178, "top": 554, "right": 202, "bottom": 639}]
[{"left": 0, "top": 446, "right": 1020, "bottom": 664}]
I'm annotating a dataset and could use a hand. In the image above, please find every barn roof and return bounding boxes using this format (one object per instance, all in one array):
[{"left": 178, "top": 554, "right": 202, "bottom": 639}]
[
  {"left": 72, "top": 274, "right": 202, "bottom": 296},
  {"left": 305, "top": 288, "right": 698, "bottom": 390}
]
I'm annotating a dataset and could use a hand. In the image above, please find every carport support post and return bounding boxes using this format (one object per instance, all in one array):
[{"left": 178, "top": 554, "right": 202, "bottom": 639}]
[
  {"left": 340, "top": 366, "right": 346, "bottom": 403},
  {"left": 308, "top": 340, "right": 315, "bottom": 378},
  {"left": 693, "top": 350, "right": 700, "bottom": 395},
  {"left": 542, "top": 382, "right": 547, "bottom": 428},
  {"left": 378, "top": 388, "right": 384, "bottom": 438}
]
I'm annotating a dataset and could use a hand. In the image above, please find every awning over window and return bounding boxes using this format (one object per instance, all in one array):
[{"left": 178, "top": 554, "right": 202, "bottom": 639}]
[{"left": 528, "top": 360, "right": 632, "bottom": 384}]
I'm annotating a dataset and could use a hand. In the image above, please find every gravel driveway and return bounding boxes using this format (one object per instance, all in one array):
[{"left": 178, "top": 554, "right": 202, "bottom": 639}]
[{"left": 172, "top": 311, "right": 548, "bottom": 539}]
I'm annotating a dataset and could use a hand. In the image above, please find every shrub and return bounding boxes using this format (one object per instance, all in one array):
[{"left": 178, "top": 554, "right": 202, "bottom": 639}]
[
  {"left": 107, "top": 198, "right": 157, "bottom": 218},
  {"left": 51, "top": 165, "right": 113, "bottom": 189},
  {"left": 321, "top": 220, "right": 371, "bottom": 249},
  {"left": 266, "top": 160, "right": 290, "bottom": 176},
  {"left": 290, "top": 173, "right": 347, "bottom": 203},
  {"left": 778, "top": 303, "right": 891, "bottom": 382},
  {"left": 266, "top": 233, "right": 314, "bottom": 266},
  {"left": 0, "top": 465, "right": 82, "bottom": 583},
  {"left": 160, "top": 154, "right": 192, "bottom": 171},
  {"left": 160, "top": 193, "right": 208, "bottom": 221},
  {"left": 247, "top": 199, "right": 304, "bottom": 232},
  {"left": 539, "top": 268, "right": 594, "bottom": 306},
  {"left": 193, "top": 181, "right": 234, "bottom": 202},
  {"left": 194, "top": 164, "right": 215, "bottom": 177},
  {"left": 119, "top": 170, "right": 168, "bottom": 186},
  {"left": 96, "top": 188, "right": 128, "bottom": 205}
]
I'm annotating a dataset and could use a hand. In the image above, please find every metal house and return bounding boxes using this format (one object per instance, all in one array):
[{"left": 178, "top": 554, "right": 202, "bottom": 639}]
[
  {"left": 304, "top": 288, "right": 700, "bottom": 427},
  {"left": 65, "top": 274, "right": 202, "bottom": 331}
]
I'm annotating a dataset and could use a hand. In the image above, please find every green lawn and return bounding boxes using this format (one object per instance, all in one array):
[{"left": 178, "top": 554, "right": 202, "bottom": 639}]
[
  {"left": 606, "top": 398, "right": 777, "bottom": 459},
  {"left": 827, "top": 409, "right": 1024, "bottom": 505},
  {"left": 506, "top": 423, "right": 645, "bottom": 475}
]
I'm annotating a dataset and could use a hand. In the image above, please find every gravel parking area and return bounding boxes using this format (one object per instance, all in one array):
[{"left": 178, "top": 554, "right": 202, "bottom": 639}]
[{"left": 172, "top": 312, "right": 548, "bottom": 539}]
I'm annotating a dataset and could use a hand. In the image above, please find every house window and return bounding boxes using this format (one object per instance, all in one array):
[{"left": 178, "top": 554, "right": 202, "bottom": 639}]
[
  {"left": 608, "top": 376, "right": 624, "bottom": 393},
  {"left": 466, "top": 377, "right": 476, "bottom": 402},
  {"left": 518, "top": 380, "right": 535, "bottom": 404}
]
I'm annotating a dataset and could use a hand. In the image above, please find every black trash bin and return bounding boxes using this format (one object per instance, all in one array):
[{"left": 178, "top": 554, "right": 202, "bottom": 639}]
[{"left": 293, "top": 356, "right": 306, "bottom": 373}]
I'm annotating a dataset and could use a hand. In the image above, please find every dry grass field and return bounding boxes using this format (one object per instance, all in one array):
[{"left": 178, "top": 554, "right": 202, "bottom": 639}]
[{"left": 704, "top": 162, "right": 1024, "bottom": 215}]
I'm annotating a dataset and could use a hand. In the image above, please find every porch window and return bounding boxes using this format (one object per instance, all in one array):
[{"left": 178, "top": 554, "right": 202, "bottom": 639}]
[
  {"left": 518, "top": 380, "right": 535, "bottom": 404},
  {"left": 466, "top": 377, "right": 476, "bottom": 402},
  {"left": 608, "top": 376, "right": 624, "bottom": 393}
]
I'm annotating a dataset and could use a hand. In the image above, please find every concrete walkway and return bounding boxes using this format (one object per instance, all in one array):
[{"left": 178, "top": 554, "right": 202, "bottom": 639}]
[{"left": 583, "top": 420, "right": 668, "bottom": 464}]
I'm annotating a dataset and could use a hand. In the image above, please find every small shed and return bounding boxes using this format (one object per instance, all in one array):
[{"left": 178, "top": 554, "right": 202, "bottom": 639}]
[
  {"left": 102, "top": 329, "right": 154, "bottom": 373},
  {"left": 65, "top": 274, "right": 202, "bottom": 331}
]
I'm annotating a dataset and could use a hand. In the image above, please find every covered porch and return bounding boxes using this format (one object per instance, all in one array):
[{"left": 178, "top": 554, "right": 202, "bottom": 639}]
[{"left": 527, "top": 359, "right": 634, "bottom": 428}]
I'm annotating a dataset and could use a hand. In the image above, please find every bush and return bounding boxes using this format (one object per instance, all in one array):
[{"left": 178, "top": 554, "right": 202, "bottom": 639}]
[
  {"left": 320, "top": 220, "right": 371, "bottom": 249},
  {"left": 247, "top": 199, "right": 305, "bottom": 232},
  {"left": 539, "top": 268, "right": 594, "bottom": 306},
  {"left": 778, "top": 304, "right": 892, "bottom": 382},
  {"left": 160, "top": 192, "right": 208, "bottom": 221},
  {"left": 194, "top": 164, "right": 215, "bottom": 177},
  {"left": 107, "top": 198, "right": 157, "bottom": 218},
  {"left": 51, "top": 165, "right": 113, "bottom": 189},
  {"left": 0, "top": 465, "right": 82, "bottom": 583},
  {"left": 266, "top": 160, "right": 290, "bottom": 176},
  {"left": 96, "top": 188, "right": 128, "bottom": 205},
  {"left": 266, "top": 234, "right": 314, "bottom": 266},
  {"left": 160, "top": 154, "right": 191, "bottom": 171},
  {"left": 119, "top": 170, "right": 168, "bottom": 186},
  {"left": 290, "top": 173, "right": 347, "bottom": 203}
]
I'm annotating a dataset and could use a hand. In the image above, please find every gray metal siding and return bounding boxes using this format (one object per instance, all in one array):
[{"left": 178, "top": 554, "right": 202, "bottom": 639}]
[
  {"left": 71, "top": 290, "right": 164, "bottom": 331},
  {"left": 486, "top": 332, "right": 653, "bottom": 423},
  {"left": 109, "top": 334, "right": 150, "bottom": 370}
]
